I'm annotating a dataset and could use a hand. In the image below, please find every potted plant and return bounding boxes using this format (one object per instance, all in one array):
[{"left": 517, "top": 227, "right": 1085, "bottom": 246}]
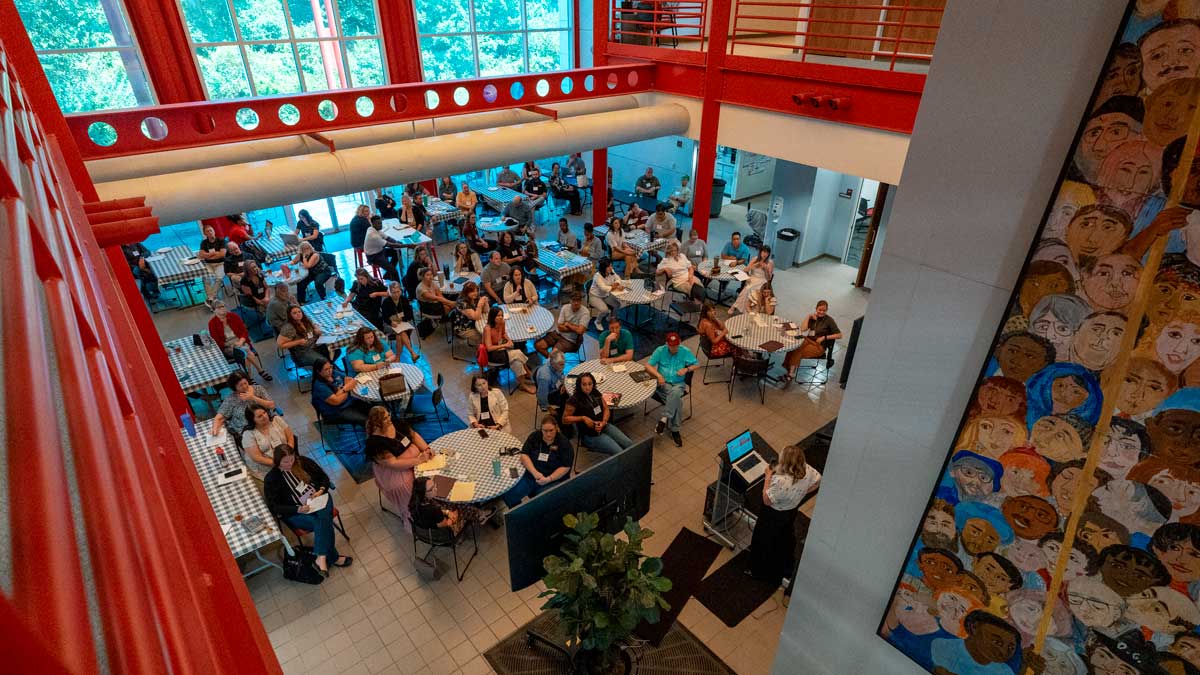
[{"left": 539, "top": 512, "right": 672, "bottom": 674}]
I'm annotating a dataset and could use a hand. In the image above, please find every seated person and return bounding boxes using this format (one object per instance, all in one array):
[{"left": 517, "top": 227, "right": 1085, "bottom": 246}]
[
  {"left": 796, "top": 299, "right": 841, "bottom": 370},
  {"left": 453, "top": 241, "right": 483, "bottom": 278},
  {"left": 496, "top": 165, "right": 521, "bottom": 189},
  {"left": 208, "top": 300, "right": 271, "bottom": 381},
  {"left": 277, "top": 305, "right": 333, "bottom": 368},
  {"left": 483, "top": 306, "right": 536, "bottom": 393},
  {"left": 589, "top": 258, "right": 625, "bottom": 330},
  {"left": 310, "top": 357, "right": 373, "bottom": 426},
  {"left": 635, "top": 168, "right": 661, "bottom": 198},
  {"left": 438, "top": 176, "right": 456, "bottom": 204},
  {"left": 497, "top": 231, "right": 527, "bottom": 269},
  {"left": 263, "top": 444, "right": 351, "bottom": 575},
  {"left": 669, "top": 175, "right": 692, "bottom": 214},
  {"left": 536, "top": 350, "right": 568, "bottom": 413},
  {"left": 563, "top": 372, "right": 635, "bottom": 456},
  {"left": 598, "top": 314, "right": 635, "bottom": 365},
  {"left": 210, "top": 371, "right": 275, "bottom": 442},
  {"left": 523, "top": 171, "right": 549, "bottom": 209},
  {"left": 222, "top": 241, "right": 249, "bottom": 286},
  {"left": 454, "top": 281, "right": 489, "bottom": 342},
  {"left": 479, "top": 251, "right": 511, "bottom": 305},
  {"left": 731, "top": 245, "right": 775, "bottom": 315},
  {"left": 502, "top": 196, "right": 534, "bottom": 234},
  {"left": 521, "top": 237, "right": 540, "bottom": 274},
  {"left": 503, "top": 266, "right": 539, "bottom": 306},
  {"left": 410, "top": 476, "right": 470, "bottom": 535},
  {"left": 537, "top": 292, "right": 589, "bottom": 356},
  {"left": 749, "top": 284, "right": 778, "bottom": 315},
  {"left": 367, "top": 406, "right": 433, "bottom": 517},
  {"left": 698, "top": 302, "right": 737, "bottom": 357},
  {"left": 624, "top": 203, "right": 650, "bottom": 231},
  {"left": 503, "top": 415, "right": 574, "bottom": 507},
  {"left": 416, "top": 267, "right": 456, "bottom": 317},
  {"left": 456, "top": 182, "right": 478, "bottom": 216},
  {"left": 346, "top": 326, "right": 397, "bottom": 373},
  {"left": 656, "top": 240, "right": 706, "bottom": 302},
  {"left": 238, "top": 260, "right": 270, "bottom": 315},
  {"left": 683, "top": 228, "right": 707, "bottom": 268},
  {"left": 374, "top": 190, "right": 397, "bottom": 220},
  {"left": 398, "top": 194, "right": 427, "bottom": 236},
  {"left": 241, "top": 404, "right": 295, "bottom": 480},
  {"left": 556, "top": 218, "right": 578, "bottom": 250},
  {"left": 343, "top": 268, "right": 388, "bottom": 329},
  {"left": 290, "top": 242, "right": 333, "bottom": 304},
  {"left": 580, "top": 222, "right": 605, "bottom": 261},
  {"left": 378, "top": 281, "right": 419, "bottom": 361},
  {"left": 461, "top": 212, "right": 495, "bottom": 254},
  {"left": 720, "top": 232, "right": 752, "bottom": 265},
  {"left": 363, "top": 216, "right": 402, "bottom": 282},
  {"left": 549, "top": 163, "right": 582, "bottom": 215},
  {"left": 266, "top": 282, "right": 294, "bottom": 335},
  {"left": 647, "top": 205, "right": 677, "bottom": 241},
  {"left": 468, "top": 374, "right": 510, "bottom": 430},
  {"left": 403, "top": 247, "right": 433, "bottom": 300},
  {"left": 643, "top": 332, "right": 698, "bottom": 447},
  {"left": 605, "top": 218, "right": 640, "bottom": 279}
]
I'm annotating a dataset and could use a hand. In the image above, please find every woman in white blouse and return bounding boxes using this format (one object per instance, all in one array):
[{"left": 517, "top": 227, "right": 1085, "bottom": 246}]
[
  {"left": 467, "top": 375, "right": 510, "bottom": 430},
  {"left": 605, "top": 217, "right": 639, "bottom": 278},
  {"left": 502, "top": 266, "right": 539, "bottom": 305},
  {"left": 241, "top": 404, "right": 295, "bottom": 480},
  {"left": 731, "top": 245, "right": 775, "bottom": 315},
  {"left": 749, "top": 443, "right": 820, "bottom": 585},
  {"left": 588, "top": 258, "right": 624, "bottom": 331}
]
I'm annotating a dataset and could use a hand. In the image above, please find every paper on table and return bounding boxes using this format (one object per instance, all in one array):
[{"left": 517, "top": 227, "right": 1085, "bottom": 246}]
[
  {"left": 448, "top": 482, "right": 477, "bottom": 502},
  {"left": 355, "top": 373, "right": 373, "bottom": 384},
  {"left": 316, "top": 334, "right": 338, "bottom": 345},
  {"left": 145, "top": 255, "right": 166, "bottom": 262},
  {"left": 208, "top": 431, "right": 228, "bottom": 447},
  {"left": 610, "top": 363, "right": 629, "bottom": 373},
  {"left": 732, "top": 270, "right": 751, "bottom": 282},
  {"left": 416, "top": 454, "right": 447, "bottom": 473},
  {"left": 305, "top": 493, "right": 329, "bottom": 512}
]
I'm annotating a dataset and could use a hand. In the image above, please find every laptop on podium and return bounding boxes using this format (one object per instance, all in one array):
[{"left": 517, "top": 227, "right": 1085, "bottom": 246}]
[{"left": 726, "top": 430, "right": 767, "bottom": 484}]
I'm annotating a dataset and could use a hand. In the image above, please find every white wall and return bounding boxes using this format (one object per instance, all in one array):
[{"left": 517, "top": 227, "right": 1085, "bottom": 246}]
[
  {"left": 771, "top": 1, "right": 1127, "bottom": 674},
  {"left": 769, "top": 160, "right": 817, "bottom": 267},
  {"left": 732, "top": 151, "right": 776, "bottom": 201},
  {"left": 798, "top": 169, "right": 859, "bottom": 263},
  {"left": 607, "top": 135, "right": 696, "bottom": 201}
]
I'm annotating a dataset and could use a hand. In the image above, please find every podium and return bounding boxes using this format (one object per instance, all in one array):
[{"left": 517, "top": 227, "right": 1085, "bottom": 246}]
[{"left": 702, "top": 431, "right": 778, "bottom": 548}]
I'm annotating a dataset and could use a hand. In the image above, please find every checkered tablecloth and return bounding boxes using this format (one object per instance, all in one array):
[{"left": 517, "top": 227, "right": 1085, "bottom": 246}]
[
  {"left": 421, "top": 428, "right": 526, "bottom": 504},
  {"left": 255, "top": 235, "right": 299, "bottom": 263},
  {"left": 264, "top": 266, "right": 307, "bottom": 289},
  {"left": 147, "top": 245, "right": 210, "bottom": 285},
  {"left": 304, "top": 302, "right": 375, "bottom": 350},
  {"left": 565, "top": 359, "right": 657, "bottom": 410},
  {"left": 536, "top": 243, "right": 593, "bottom": 280},
  {"left": 502, "top": 303, "right": 555, "bottom": 340},
  {"left": 183, "top": 419, "right": 284, "bottom": 559},
  {"left": 442, "top": 273, "right": 479, "bottom": 296},
  {"left": 725, "top": 313, "right": 805, "bottom": 354},
  {"left": 478, "top": 216, "right": 519, "bottom": 238},
  {"left": 164, "top": 333, "right": 237, "bottom": 393},
  {"left": 696, "top": 259, "right": 744, "bottom": 283},
  {"left": 470, "top": 182, "right": 525, "bottom": 211},
  {"left": 611, "top": 284, "right": 665, "bottom": 308},
  {"left": 380, "top": 222, "right": 434, "bottom": 247},
  {"left": 350, "top": 362, "right": 426, "bottom": 403},
  {"left": 425, "top": 199, "right": 461, "bottom": 224}
]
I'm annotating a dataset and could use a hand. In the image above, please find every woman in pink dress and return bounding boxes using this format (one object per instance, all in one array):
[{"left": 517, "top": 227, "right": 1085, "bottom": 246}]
[{"left": 365, "top": 406, "right": 433, "bottom": 528}]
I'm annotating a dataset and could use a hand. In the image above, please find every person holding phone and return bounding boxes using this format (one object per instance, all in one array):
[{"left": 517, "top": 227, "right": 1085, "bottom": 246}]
[
  {"left": 263, "top": 444, "right": 351, "bottom": 575},
  {"left": 503, "top": 415, "right": 573, "bottom": 507},
  {"left": 468, "top": 375, "right": 510, "bottom": 431}
]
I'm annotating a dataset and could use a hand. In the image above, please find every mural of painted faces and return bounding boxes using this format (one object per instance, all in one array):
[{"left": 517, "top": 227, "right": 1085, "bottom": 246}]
[
  {"left": 1149, "top": 278, "right": 1200, "bottom": 325},
  {"left": 1117, "top": 357, "right": 1178, "bottom": 417},
  {"left": 1156, "top": 320, "right": 1200, "bottom": 373},
  {"left": 1064, "top": 205, "right": 1134, "bottom": 262},
  {"left": 1001, "top": 495, "right": 1058, "bottom": 541},
  {"left": 1080, "top": 253, "right": 1142, "bottom": 311},
  {"left": 1097, "top": 46, "right": 1144, "bottom": 107},
  {"left": 1031, "top": 415, "right": 1086, "bottom": 463},
  {"left": 1144, "top": 76, "right": 1200, "bottom": 146},
  {"left": 996, "top": 332, "right": 1054, "bottom": 382},
  {"left": 1070, "top": 312, "right": 1126, "bottom": 371},
  {"left": 1140, "top": 21, "right": 1200, "bottom": 93},
  {"left": 1075, "top": 111, "right": 1144, "bottom": 183}
]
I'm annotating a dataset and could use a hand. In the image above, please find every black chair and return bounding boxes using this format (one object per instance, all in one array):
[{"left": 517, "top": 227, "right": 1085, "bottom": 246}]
[
  {"left": 698, "top": 334, "right": 732, "bottom": 384},
  {"left": 275, "top": 509, "right": 350, "bottom": 546},
  {"left": 643, "top": 369, "right": 693, "bottom": 422},
  {"left": 413, "top": 519, "right": 478, "bottom": 582},
  {"left": 728, "top": 354, "right": 770, "bottom": 405},
  {"left": 313, "top": 407, "right": 364, "bottom": 454},
  {"left": 428, "top": 374, "right": 450, "bottom": 435},
  {"left": 794, "top": 340, "right": 837, "bottom": 387},
  {"left": 667, "top": 289, "right": 701, "bottom": 330}
]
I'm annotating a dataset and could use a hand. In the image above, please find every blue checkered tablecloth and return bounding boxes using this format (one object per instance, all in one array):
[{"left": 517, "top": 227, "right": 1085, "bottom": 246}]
[
  {"left": 350, "top": 362, "right": 426, "bottom": 403},
  {"left": 420, "top": 428, "right": 526, "bottom": 504},
  {"left": 164, "top": 333, "right": 237, "bottom": 393},
  {"left": 536, "top": 243, "right": 593, "bottom": 280},
  {"left": 610, "top": 284, "right": 665, "bottom": 308},
  {"left": 255, "top": 235, "right": 299, "bottom": 263},
  {"left": 725, "top": 313, "right": 805, "bottom": 354},
  {"left": 147, "top": 245, "right": 210, "bottom": 285},
  {"left": 470, "top": 182, "right": 524, "bottom": 211},
  {"left": 566, "top": 359, "right": 657, "bottom": 410},
  {"left": 183, "top": 419, "right": 285, "bottom": 560},
  {"left": 478, "top": 216, "right": 519, "bottom": 238},
  {"left": 304, "top": 302, "right": 375, "bottom": 350},
  {"left": 501, "top": 303, "right": 555, "bottom": 340},
  {"left": 425, "top": 199, "right": 461, "bottom": 224}
]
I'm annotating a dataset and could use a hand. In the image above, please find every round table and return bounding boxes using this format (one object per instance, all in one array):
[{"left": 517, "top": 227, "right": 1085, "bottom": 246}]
[
  {"left": 565, "top": 360, "right": 657, "bottom": 411},
  {"left": 610, "top": 285, "right": 664, "bottom": 308},
  {"left": 696, "top": 260, "right": 742, "bottom": 283},
  {"left": 423, "top": 428, "right": 526, "bottom": 504},
  {"left": 441, "top": 273, "right": 479, "bottom": 296},
  {"left": 501, "top": 304, "right": 555, "bottom": 341},
  {"left": 725, "top": 313, "right": 805, "bottom": 355},
  {"left": 264, "top": 266, "right": 308, "bottom": 288},
  {"left": 479, "top": 217, "right": 519, "bottom": 238},
  {"left": 351, "top": 363, "right": 426, "bottom": 403}
]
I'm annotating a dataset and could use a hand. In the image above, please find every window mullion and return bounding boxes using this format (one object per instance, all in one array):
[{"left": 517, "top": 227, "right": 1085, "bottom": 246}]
[
  {"left": 221, "top": 0, "right": 257, "bottom": 97},
  {"left": 467, "top": 0, "right": 481, "bottom": 78},
  {"left": 279, "top": 0, "right": 306, "bottom": 91}
]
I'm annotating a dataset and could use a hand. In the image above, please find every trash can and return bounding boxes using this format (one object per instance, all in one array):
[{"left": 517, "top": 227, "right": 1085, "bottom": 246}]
[
  {"left": 710, "top": 178, "right": 727, "bottom": 217},
  {"left": 775, "top": 227, "right": 801, "bottom": 268}
]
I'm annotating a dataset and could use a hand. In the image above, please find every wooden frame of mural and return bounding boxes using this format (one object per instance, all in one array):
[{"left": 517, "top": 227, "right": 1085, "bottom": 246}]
[{"left": 879, "top": 3, "right": 1200, "bottom": 674}]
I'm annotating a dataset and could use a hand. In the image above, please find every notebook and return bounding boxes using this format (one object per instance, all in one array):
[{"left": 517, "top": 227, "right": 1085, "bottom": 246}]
[
  {"left": 759, "top": 340, "right": 784, "bottom": 353},
  {"left": 416, "top": 454, "right": 447, "bottom": 473},
  {"left": 430, "top": 475, "right": 457, "bottom": 499},
  {"left": 629, "top": 370, "right": 655, "bottom": 383},
  {"left": 448, "top": 482, "right": 477, "bottom": 502}
]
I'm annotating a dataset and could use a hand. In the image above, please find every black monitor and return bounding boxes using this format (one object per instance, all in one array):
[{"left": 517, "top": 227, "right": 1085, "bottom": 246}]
[{"left": 506, "top": 437, "right": 654, "bottom": 591}]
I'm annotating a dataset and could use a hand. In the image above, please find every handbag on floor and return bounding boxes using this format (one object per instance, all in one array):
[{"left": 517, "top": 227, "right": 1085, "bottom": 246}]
[{"left": 282, "top": 545, "right": 325, "bottom": 585}]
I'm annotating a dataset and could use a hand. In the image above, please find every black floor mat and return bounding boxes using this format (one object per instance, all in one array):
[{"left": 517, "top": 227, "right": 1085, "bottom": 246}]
[
  {"left": 328, "top": 397, "right": 469, "bottom": 483},
  {"left": 635, "top": 528, "right": 724, "bottom": 646},
  {"left": 694, "top": 550, "right": 779, "bottom": 627}
]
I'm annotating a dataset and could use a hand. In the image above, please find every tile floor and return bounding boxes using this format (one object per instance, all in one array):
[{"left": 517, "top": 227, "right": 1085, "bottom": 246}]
[{"left": 149, "top": 202, "right": 871, "bottom": 675}]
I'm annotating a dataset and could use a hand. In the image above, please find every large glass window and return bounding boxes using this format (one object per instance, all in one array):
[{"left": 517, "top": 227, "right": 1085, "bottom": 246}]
[
  {"left": 177, "top": 0, "right": 386, "bottom": 99},
  {"left": 415, "top": 0, "right": 571, "bottom": 81},
  {"left": 15, "top": 0, "right": 156, "bottom": 113}
]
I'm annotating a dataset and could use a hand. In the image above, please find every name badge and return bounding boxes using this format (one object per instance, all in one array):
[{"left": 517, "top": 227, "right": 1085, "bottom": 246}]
[
  {"left": 306, "top": 332, "right": 314, "bottom": 339},
  {"left": 480, "top": 411, "right": 491, "bottom": 420},
  {"left": 593, "top": 405, "right": 602, "bottom": 415},
  {"left": 399, "top": 436, "right": 410, "bottom": 448},
  {"left": 537, "top": 453, "right": 549, "bottom": 462}
]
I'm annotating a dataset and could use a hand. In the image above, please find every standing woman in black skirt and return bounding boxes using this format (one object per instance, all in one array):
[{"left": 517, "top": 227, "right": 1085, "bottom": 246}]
[{"left": 749, "top": 444, "right": 821, "bottom": 585}]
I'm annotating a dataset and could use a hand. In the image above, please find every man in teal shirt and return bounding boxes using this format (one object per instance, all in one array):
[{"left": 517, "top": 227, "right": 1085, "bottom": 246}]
[
  {"left": 598, "top": 315, "right": 635, "bottom": 364},
  {"left": 644, "top": 332, "right": 697, "bottom": 446},
  {"left": 720, "top": 232, "right": 752, "bottom": 265}
]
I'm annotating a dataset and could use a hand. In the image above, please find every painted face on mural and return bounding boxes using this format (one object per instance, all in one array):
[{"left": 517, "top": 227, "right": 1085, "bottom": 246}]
[
  {"left": 1019, "top": 265, "right": 1074, "bottom": 314},
  {"left": 891, "top": 586, "right": 939, "bottom": 635},
  {"left": 977, "top": 382, "right": 1024, "bottom": 417},
  {"left": 1097, "top": 140, "right": 1160, "bottom": 195},
  {"left": 1081, "top": 254, "right": 1142, "bottom": 311},
  {"left": 1146, "top": 469, "right": 1200, "bottom": 518},
  {"left": 1042, "top": 539, "right": 1091, "bottom": 580},
  {"left": 1093, "top": 480, "right": 1170, "bottom": 536},
  {"left": 917, "top": 550, "right": 961, "bottom": 591},
  {"left": 1088, "top": 644, "right": 1140, "bottom": 675},
  {"left": 1071, "top": 313, "right": 1126, "bottom": 371},
  {"left": 1125, "top": 586, "right": 1200, "bottom": 634},
  {"left": 1141, "top": 22, "right": 1200, "bottom": 93},
  {"left": 1076, "top": 114, "right": 1142, "bottom": 181},
  {"left": 975, "top": 556, "right": 1017, "bottom": 596},
  {"left": 1117, "top": 358, "right": 1176, "bottom": 417},
  {"left": 1032, "top": 416, "right": 1085, "bottom": 463},
  {"left": 1099, "top": 51, "right": 1144, "bottom": 106},
  {"left": 1066, "top": 206, "right": 1131, "bottom": 262},
  {"left": 934, "top": 590, "right": 972, "bottom": 634},
  {"left": 1051, "top": 375, "right": 1091, "bottom": 414},
  {"left": 1079, "top": 516, "right": 1128, "bottom": 553},
  {"left": 1065, "top": 576, "right": 1125, "bottom": 629},
  {"left": 1147, "top": 409, "right": 1200, "bottom": 466},
  {"left": 1001, "top": 495, "right": 1058, "bottom": 541},
  {"left": 1007, "top": 538, "right": 1044, "bottom": 572},
  {"left": 921, "top": 506, "right": 957, "bottom": 550},
  {"left": 951, "top": 458, "right": 996, "bottom": 500},
  {"left": 1149, "top": 279, "right": 1200, "bottom": 326},
  {"left": 975, "top": 417, "right": 1023, "bottom": 457},
  {"left": 1170, "top": 634, "right": 1200, "bottom": 670},
  {"left": 963, "top": 618, "right": 1018, "bottom": 666},
  {"left": 996, "top": 334, "right": 1051, "bottom": 382},
  {"left": 960, "top": 518, "right": 1001, "bottom": 556},
  {"left": 1051, "top": 465, "right": 1094, "bottom": 515},
  {"left": 1101, "top": 546, "right": 1168, "bottom": 597},
  {"left": 1152, "top": 528, "right": 1200, "bottom": 583},
  {"left": 1144, "top": 77, "right": 1199, "bottom": 146},
  {"left": 1156, "top": 320, "right": 1200, "bottom": 373}
]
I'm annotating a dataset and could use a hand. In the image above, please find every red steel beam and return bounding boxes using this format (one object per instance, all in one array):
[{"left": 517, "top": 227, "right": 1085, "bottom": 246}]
[
  {"left": 121, "top": 0, "right": 206, "bottom": 103},
  {"left": 67, "top": 64, "right": 656, "bottom": 161},
  {"left": 522, "top": 104, "right": 559, "bottom": 119},
  {"left": 376, "top": 0, "right": 423, "bottom": 83}
]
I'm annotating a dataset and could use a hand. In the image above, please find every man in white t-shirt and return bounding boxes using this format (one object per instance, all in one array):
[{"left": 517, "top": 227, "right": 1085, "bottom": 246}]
[{"left": 535, "top": 292, "right": 590, "bottom": 356}]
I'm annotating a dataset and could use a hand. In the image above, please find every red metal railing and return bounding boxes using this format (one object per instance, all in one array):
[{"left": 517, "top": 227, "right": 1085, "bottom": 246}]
[
  {"left": 0, "top": 40, "right": 279, "bottom": 675},
  {"left": 610, "top": 0, "right": 709, "bottom": 47},
  {"left": 730, "top": 0, "right": 944, "bottom": 68},
  {"left": 67, "top": 64, "right": 656, "bottom": 161}
]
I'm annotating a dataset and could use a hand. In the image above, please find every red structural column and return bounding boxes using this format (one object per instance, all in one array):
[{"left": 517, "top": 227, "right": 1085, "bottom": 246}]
[
  {"left": 591, "top": 149, "right": 608, "bottom": 225},
  {"left": 686, "top": 0, "right": 733, "bottom": 240},
  {"left": 122, "top": 0, "right": 206, "bottom": 103},
  {"left": 377, "top": 0, "right": 424, "bottom": 83}
]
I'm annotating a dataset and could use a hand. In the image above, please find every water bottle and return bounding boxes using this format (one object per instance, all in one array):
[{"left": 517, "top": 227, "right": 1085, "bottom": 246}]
[
  {"left": 215, "top": 443, "right": 227, "bottom": 467},
  {"left": 492, "top": 458, "right": 501, "bottom": 477},
  {"left": 181, "top": 413, "right": 197, "bottom": 437}
]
